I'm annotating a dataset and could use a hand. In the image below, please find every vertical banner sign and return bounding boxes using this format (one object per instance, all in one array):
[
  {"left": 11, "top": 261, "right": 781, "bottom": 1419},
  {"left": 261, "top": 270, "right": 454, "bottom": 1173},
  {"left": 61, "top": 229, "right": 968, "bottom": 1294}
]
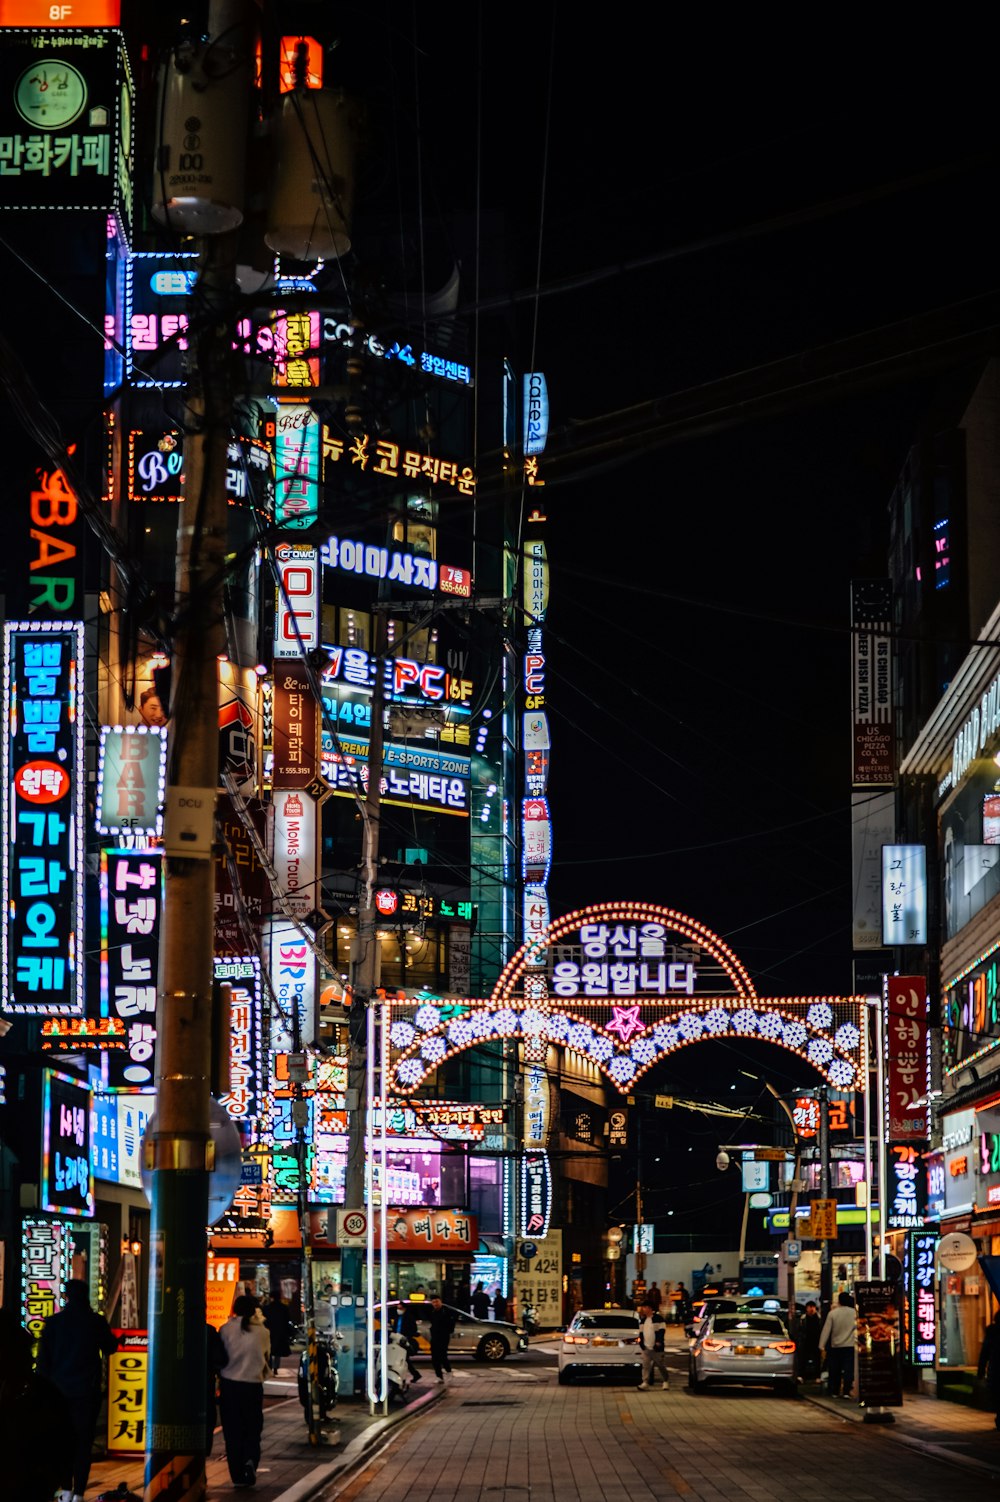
[
  {"left": 274, "top": 541, "right": 320, "bottom": 659},
  {"left": 523, "top": 373, "right": 549, "bottom": 456},
  {"left": 851, "top": 789, "right": 895, "bottom": 949},
  {"left": 101, "top": 850, "right": 163, "bottom": 1089},
  {"left": 216, "top": 956, "right": 262, "bottom": 1125},
  {"left": 885, "top": 976, "right": 929, "bottom": 1138},
  {"left": 885, "top": 1144, "right": 926, "bottom": 1228},
  {"left": 218, "top": 660, "right": 259, "bottom": 794},
  {"left": 21, "top": 1218, "right": 68, "bottom": 1346},
  {"left": 520, "top": 1152, "right": 552, "bottom": 1238},
  {"left": 269, "top": 789, "right": 319, "bottom": 917},
  {"left": 909, "top": 1231, "right": 937, "bottom": 1366},
  {"left": 850, "top": 580, "right": 894, "bottom": 786},
  {"left": 2, "top": 622, "right": 86, "bottom": 1016},
  {"left": 514, "top": 1228, "right": 562, "bottom": 1325},
  {"left": 107, "top": 1330, "right": 148, "bottom": 1454},
  {"left": 881, "top": 846, "right": 927, "bottom": 945},
  {"left": 264, "top": 916, "right": 316, "bottom": 1054},
  {"left": 214, "top": 794, "right": 267, "bottom": 954},
  {"left": 523, "top": 537, "right": 550, "bottom": 983},
  {"left": 41, "top": 1068, "right": 93, "bottom": 1217},
  {"left": 271, "top": 662, "right": 320, "bottom": 788},
  {"left": 96, "top": 725, "right": 166, "bottom": 835},
  {"left": 855, "top": 1281, "right": 903, "bottom": 1407},
  {"left": 274, "top": 404, "right": 321, "bottom": 527}
]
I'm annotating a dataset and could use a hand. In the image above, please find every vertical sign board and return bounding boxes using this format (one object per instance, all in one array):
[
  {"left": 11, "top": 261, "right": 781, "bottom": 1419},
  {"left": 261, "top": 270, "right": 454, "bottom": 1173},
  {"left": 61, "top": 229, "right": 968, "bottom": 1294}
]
[
  {"left": 850, "top": 580, "right": 894, "bottom": 787},
  {"left": 95, "top": 725, "right": 166, "bottom": 835},
  {"left": 41, "top": 1069, "right": 94, "bottom": 1217},
  {"left": 271, "top": 662, "right": 320, "bottom": 788},
  {"left": 100, "top": 850, "right": 162, "bottom": 1088},
  {"left": 851, "top": 789, "right": 895, "bottom": 949},
  {"left": 885, "top": 1145, "right": 926, "bottom": 1229},
  {"left": 881, "top": 847, "right": 927, "bottom": 946},
  {"left": 206, "top": 1255, "right": 240, "bottom": 1327},
  {"left": 273, "top": 541, "right": 320, "bottom": 659},
  {"left": 885, "top": 976, "right": 929, "bottom": 1139},
  {"left": 274, "top": 404, "right": 321, "bottom": 527},
  {"left": 523, "top": 374, "right": 549, "bottom": 456},
  {"left": 107, "top": 1329, "right": 148, "bottom": 1454},
  {"left": 909, "top": 1231, "right": 937, "bottom": 1366},
  {"left": 264, "top": 916, "right": 316, "bottom": 1055},
  {"left": 269, "top": 789, "right": 319, "bottom": 917},
  {"left": 214, "top": 794, "right": 267, "bottom": 954},
  {"left": 855, "top": 1281, "right": 903, "bottom": 1407},
  {"left": 1, "top": 622, "right": 86, "bottom": 1016},
  {"left": 514, "top": 1227, "right": 562, "bottom": 1325},
  {"left": 21, "top": 1218, "right": 68, "bottom": 1347},
  {"left": 520, "top": 1152, "right": 551, "bottom": 1238},
  {"left": 216, "top": 956, "right": 262, "bottom": 1126}
]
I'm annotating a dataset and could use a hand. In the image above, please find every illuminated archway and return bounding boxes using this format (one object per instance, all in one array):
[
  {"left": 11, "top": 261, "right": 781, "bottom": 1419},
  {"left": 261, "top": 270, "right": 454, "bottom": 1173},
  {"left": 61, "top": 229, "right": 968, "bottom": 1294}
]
[{"left": 388, "top": 901, "right": 866, "bottom": 1093}]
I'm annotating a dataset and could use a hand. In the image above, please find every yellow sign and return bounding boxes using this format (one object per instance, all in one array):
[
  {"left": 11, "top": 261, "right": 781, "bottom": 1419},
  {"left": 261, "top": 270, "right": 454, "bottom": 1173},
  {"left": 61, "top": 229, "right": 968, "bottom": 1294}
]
[
  {"left": 809, "top": 1198, "right": 838, "bottom": 1239},
  {"left": 654, "top": 1095, "right": 674, "bottom": 1110},
  {"left": 107, "top": 1330, "right": 148, "bottom": 1454},
  {"left": 755, "top": 1148, "right": 786, "bottom": 1161}
]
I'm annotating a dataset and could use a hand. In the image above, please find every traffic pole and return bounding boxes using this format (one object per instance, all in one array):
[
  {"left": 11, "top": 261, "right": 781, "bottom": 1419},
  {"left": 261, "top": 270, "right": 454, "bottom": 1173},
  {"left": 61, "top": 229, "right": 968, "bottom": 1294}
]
[{"left": 144, "top": 228, "right": 238, "bottom": 1501}]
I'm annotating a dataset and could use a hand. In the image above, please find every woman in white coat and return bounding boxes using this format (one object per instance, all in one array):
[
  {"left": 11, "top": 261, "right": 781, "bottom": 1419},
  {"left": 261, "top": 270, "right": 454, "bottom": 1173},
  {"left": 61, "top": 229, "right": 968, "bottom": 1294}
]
[{"left": 218, "top": 1295, "right": 271, "bottom": 1487}]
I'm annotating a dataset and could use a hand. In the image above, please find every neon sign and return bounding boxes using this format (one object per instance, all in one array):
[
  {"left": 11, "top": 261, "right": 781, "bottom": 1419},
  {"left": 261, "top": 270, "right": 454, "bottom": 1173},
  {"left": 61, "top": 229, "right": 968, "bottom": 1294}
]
[
  {"left": 41, "top": 1068, "right": 93, "bottom": 1217},
  {"left": 274, "top": 403, "right": 320, "bottom": 526},
  {"left": 100, "top": 850, "right": 162, "bottom": 1088},
  {"left": 521, "top": 1151, "right": 551, "bottom": 1238},
  {"left": 1, "top": 622, "right": 85, "bottom": 1015},
  {"left": 273, "top": 541, "right": 320, "bottom": 658},
  {"left": 216, "top": 957, "right": 262, "bottom": 1124},
  {"left": 909, "top": 1231, "right": 937, "bottom": 1366}
]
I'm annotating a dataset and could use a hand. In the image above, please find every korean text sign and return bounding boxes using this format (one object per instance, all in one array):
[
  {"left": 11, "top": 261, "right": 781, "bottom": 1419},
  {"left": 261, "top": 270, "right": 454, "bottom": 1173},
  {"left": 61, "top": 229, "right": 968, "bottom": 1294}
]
[
  {"left": 885, "top": 976, "right": 928, "bottom": 1140},
  {"left": 101, "top": 850, "right": 162, "bottom": 1088},
  {"left": 107, "top": 1330, "right": 148, "bottom": 1454},
  {"left": 2, "top": 622, "right": 85, "bottom": 1016},
  {"left": 41, "top": 1068, "right": 93, "bottom": 1216}
]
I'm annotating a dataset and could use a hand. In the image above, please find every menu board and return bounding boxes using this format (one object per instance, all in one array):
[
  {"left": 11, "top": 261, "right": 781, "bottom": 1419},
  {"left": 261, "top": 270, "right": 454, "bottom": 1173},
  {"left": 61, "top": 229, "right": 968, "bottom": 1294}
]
[{"left": 855, "top": 1280, "right": 903, "bottom": 1407}]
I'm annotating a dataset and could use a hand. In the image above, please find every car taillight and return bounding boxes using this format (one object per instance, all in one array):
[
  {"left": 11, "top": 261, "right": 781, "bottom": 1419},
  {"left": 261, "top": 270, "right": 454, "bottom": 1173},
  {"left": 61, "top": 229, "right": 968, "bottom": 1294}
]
[
  {"left": 702, "top": 1337, "right": 726, "bottom": 1351},
  {"left": 771, "top": 1341, "right": 796, "bottom": 1354},
  {"left": 564, "top": 1333, "right": 589, "bottom": 1345}
]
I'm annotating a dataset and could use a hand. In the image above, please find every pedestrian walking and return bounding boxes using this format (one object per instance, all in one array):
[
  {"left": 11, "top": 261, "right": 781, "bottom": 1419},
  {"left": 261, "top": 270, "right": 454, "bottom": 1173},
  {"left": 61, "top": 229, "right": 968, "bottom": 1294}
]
[
  {"left": 397, "top": 1302, "right": 422, "bottom": 1382},
  {"left": 206, "top": 1322, "right": 227, "bottom": 1456},
  {"left": 471, "top": 1280, "right": 491, "bottom": 1320},
  {"left": 36, "top": 1278, "right": 118, "bottom": 1502},
  {"left": 675, "top": 1283, "right": 692, "bottom": 1325},
  {"left": 218, "top": 1294, "right": 271, "bottom": 1487},
  {"left": 977, "top": 1310, "right": 1000, "bottom": 1428},
  {"left": 647, "top": 1282, "right": 662, "bottom": 1313},
  {"left": 793, "top": 1300, "right": 822, "bottom": 1381},
  {"left": 819, "top": 1291, "right": 857, "bottom": 1398},
  {"left": 492, "top": 1287, "right": 508, "bottom": 1323},
  {"left": 1, "top": 1308, "right": 74, "bottom": 1502},
  {"left": 263, "top": 1294, "right": 292, "bottom": 1374},
  {"left": 428, "top": 1295, "right": 455, "bottom": 1381},
  {"left": 636, "top": 1301, "right": 670, "bottom": 1390}
]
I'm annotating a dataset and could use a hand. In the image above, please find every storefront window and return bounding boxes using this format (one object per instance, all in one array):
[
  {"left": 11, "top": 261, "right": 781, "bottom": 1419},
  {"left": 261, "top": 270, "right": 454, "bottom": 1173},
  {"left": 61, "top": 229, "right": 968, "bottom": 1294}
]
[{"left": 469, "top": 1157, "right": 503, "bottom": 1235}]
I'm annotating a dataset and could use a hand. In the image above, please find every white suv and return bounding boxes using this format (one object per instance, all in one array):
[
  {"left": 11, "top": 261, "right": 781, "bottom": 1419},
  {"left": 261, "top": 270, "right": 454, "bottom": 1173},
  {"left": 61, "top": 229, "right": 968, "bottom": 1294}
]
[{"left": 558, "top": 1309, "right": 641, "bottom": 1384}]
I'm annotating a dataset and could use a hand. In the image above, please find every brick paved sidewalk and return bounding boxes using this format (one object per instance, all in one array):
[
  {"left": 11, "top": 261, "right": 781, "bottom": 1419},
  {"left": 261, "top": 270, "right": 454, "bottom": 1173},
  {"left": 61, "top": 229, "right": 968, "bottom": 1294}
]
[{"left": 84, "top": 1372, "right": 443, "bottom": 1502}]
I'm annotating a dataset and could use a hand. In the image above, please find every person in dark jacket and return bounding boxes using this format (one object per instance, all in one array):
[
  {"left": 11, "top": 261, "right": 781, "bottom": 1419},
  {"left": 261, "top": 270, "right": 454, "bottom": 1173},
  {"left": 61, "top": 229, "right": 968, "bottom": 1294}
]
[
  {"left": 0, "top": 1309, "right": 74, "bottom": 1502},
  {"left": 793, "top": 1301, "right": 823, "bottom": 1381},
  {"left": 471, "top": 1281, "right": 491, "bottom": 1320},
  {"left": 263, "top": 1294, "right": 293, "bottom": 1374},
  {"left": 206, "top": 1322, "right": 227, "bottom": 1457},
  {"left": 428, "top": 1296, "right": 455, "bottom": 1381},
  {"left": 36, "top": 1279, "right": 118, "bottom": 1502},
  {"left": 978, "top": 1310, "right": 1000, "bottom": 1429},
  {"left": 492, "top": 1288, "right": 508, "bottom": 1323}
]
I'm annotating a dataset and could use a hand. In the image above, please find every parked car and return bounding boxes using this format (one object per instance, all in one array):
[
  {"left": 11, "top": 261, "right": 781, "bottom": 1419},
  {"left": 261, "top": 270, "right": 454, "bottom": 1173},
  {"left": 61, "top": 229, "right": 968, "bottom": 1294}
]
[
  {"left": 558, "top": 1309, "right": 642, "bottom": 1384},
  {"left": 688, "top": 1310, "right": 796, "bottom": 1393},
  {"left": 685, "top": 1297, "right": 739, "bottom": 1339},
  {"left": 408, "top": 1303, "right": 528, "bottom": 1363}
]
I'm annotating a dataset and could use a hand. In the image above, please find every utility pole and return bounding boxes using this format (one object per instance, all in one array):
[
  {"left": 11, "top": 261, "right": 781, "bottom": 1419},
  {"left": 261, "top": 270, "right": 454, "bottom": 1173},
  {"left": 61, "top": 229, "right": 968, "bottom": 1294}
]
[
  {"left": 145, "top": 226, "right": 239, "bottom": 1498},
  {"left": 818, "top": 1083, "right": 833, "bottom": 1313}
]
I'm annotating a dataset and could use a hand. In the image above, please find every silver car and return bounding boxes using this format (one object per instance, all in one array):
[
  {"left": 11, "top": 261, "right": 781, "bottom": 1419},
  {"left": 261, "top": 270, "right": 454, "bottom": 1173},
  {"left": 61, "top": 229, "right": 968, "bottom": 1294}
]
[
  {"left": 558, "top": 1309, "right": 642, "bottom": 1384},
  {"left": 410, "top": 1303, "right": 528, "bottom": 1363},
  {"left": 689, "top": 1310, "right": 796, "bottom": 1393}
]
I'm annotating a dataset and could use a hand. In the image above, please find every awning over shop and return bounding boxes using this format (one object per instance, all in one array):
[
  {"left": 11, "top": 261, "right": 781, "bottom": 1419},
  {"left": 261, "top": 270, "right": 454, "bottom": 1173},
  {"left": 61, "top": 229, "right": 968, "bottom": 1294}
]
[{"left": 478, "top": 1236, "right": 507, "bottom": 1257}]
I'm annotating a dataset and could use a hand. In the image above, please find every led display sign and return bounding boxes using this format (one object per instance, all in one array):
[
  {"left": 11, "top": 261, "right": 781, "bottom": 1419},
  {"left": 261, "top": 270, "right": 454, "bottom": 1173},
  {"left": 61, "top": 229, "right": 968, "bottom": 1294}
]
[
  {"left": 41, "top": 1068, "right": 93, "bottom": 1217},
  {"left": 100, "top": 849, "right": 162, "bottom": 1088},
  {"left": 523, "top": 372, "right": 549, "bottom": 456},
  {"left": 850, "top": 579, "right": 894, "bottom": 787},
  {"left": 909, "top": 1231, "right": 937, "bottom": 1366},
  {"left": 322, "top": 644, "right": 474, "bottom": 707},
  {"left": 264, "top": 917, "right": 315, "bottom": 1056},
  {"left": 322, "top": 736, "right": 470, "bottom": 816},
  {"left": 216, "top": 956, "right": 262, "bottom": 1124},
  {"left": 274, "top": 403, "right": 320, "bottom": 526},
  {"left": 322, "top": 535, "right": 447, "bottom": 594},
  {"left": 944, "top": 951, "right": 1000, "bottom": 1069},
  {"left": 126, "top": 430, "right": 271, "bottom": 507},
  {"left": 269, "top": 789, "right": 319, "bottom": 917},
  {"left": 886, "top": 1143, "right": 926, "bottom": 1229},
  {"left": 521, "top": 1151, "right": 551, "bottom": 1238},
  {"left": 1, "top": 621, "right": 85, "bottom": 1016},
  {"left": 885, "top": 976, "right": 929, "bottom": 1139},
  {"left": 95, "top": 725, "right": 166, "bottom": 835},
  {"left": 21, "top": 1217, "right": 68, "bottom": 1346}
]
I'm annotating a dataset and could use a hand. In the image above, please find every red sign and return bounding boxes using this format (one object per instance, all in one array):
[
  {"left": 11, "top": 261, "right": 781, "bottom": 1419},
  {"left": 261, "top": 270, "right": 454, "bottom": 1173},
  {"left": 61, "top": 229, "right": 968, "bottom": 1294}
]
[
  {"left": 375, "top": 888, "right": 399, "bottom": 915},
  {"left": 886, "top": 977, "right": 928, "bottom": 1141},
  {"left": 13, "top": 760, "right": 70, "bottom": 803}
]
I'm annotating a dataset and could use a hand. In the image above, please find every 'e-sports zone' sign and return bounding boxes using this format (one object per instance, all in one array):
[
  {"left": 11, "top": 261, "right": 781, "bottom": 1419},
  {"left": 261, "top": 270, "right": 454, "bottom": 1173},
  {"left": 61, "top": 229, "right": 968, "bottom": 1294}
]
[{"left": 2, "top": 622, "right": 86, "bottom": 1016}]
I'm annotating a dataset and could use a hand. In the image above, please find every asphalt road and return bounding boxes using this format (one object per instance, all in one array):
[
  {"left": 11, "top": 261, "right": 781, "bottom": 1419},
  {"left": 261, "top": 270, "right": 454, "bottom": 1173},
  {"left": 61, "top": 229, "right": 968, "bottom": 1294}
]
[{"left": 315, "top": 1340, "right": 1000, "bottom": 1502}]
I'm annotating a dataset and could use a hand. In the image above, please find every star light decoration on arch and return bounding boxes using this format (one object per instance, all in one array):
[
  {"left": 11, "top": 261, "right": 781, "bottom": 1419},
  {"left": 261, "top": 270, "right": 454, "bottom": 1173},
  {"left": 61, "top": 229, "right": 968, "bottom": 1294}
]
[{"left": 386, "top": 902, "right": 867, "bottom": 1095}]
